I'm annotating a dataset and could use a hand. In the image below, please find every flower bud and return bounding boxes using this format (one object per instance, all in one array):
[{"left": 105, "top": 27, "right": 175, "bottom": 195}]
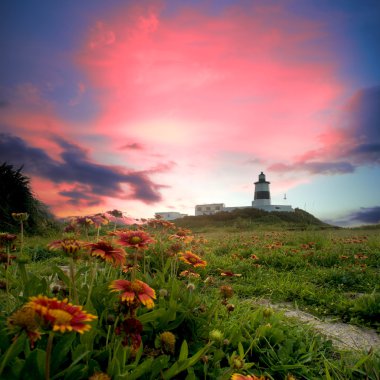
[{"left": 209, "top": 329, "right": 224, "bottom": 342}]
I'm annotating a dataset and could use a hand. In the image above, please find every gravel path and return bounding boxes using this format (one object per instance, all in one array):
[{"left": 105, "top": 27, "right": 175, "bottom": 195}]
[{"left": 252, "top": 300, "right": 380, "bottom": 352}]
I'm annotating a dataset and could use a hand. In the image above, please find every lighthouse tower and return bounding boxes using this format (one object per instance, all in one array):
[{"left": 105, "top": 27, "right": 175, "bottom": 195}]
[{"left": 252, "top": 172, "right": 271, "bottom": 207}]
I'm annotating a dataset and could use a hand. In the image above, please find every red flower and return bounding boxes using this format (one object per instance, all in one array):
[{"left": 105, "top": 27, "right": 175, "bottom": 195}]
[
  {"left": 110, "top": 279, "right": 156, "bottom": 309},
  {"left": 86, "top": 240, "right": 126, "bottom": 266},
  {"left": 219, "top": 269, "right": 242, "bottom": 277},
  {"left": 179, "top": 251, "right": 207, "bottom": 268},
  {"left": 27, "top": 296, "right": 97, "bottom": 334},
  {"left": 169, "top": 228, "right": 194, "bottom": 243},
  {"left": 115, "top": 317, "right": 143, "bottom": 350},
  {"left": 114, "top": 230, "right": 155, "bottom": 249}
]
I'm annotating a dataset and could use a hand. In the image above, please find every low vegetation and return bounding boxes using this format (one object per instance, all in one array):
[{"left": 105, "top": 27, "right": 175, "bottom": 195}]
[{"left": 0, "top": 212, "right": 379, "bottom": 379}]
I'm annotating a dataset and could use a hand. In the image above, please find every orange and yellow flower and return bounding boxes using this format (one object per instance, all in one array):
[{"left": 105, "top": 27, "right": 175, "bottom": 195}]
[
  {"left": 169, "top": 228, "right": 194, "bottom": 243},
  {"left": 48, "top": 238, "right": 83, "bottom": 258},
  {"left": 86, "top": 241, "right": 126, "bottom": 266},
  {"left": 114, "top": 230, "right": 155, "bottom": 249},
  {"left": 27, "top": 296, "right": 97, "bottom": 334},
  {"left": 110, "top": 279, "right": 156, "bottom": 309},
  {"left": 231, "top": 374, "right": 268, "bottom": 380},
  {"left": 179, "top": 251, "right": 207, "bottom": 268}
]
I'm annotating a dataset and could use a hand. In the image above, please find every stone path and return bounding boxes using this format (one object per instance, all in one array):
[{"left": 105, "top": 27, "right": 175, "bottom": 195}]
[{"left": 250, "top": 299, "right": 380, "bottom": 352}]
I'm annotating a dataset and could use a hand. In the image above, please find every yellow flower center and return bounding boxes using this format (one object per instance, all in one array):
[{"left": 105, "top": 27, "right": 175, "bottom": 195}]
[
  {"left": 49, "top": 309, "right": 73, "bottom": 324},
  {"left": 131, "top": 281, "right": 144, "bottom": 293},
  {"left": 130, "top": 236, "right": 142, "bottom": 244}
]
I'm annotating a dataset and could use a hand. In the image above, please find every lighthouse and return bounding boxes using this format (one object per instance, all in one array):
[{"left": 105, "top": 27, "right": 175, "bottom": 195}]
[{"left": 252, "top": 172, "right": 271, "bottom": 207}]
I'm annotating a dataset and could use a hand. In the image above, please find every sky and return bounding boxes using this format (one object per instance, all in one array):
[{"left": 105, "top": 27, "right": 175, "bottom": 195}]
[{"left": 1, "top": 0, "right": 379, "bottom": 226}]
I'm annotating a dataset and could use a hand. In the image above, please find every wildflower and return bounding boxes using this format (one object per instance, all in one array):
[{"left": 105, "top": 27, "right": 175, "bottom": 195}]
[
  {"left": 147, "top": 218, "right": 176, "bottom": 230},
  {"left": 115, "top": 317, "right": 143, "bottom": 350},
  {"left": 219, "top": 269, "right": 242, "bottom": 277},
  {"left": 226, "top": 303, "right": 235, "bottom": 312},
  {"left": 114, "top": 230, "right": 155, "bottom": 249},
  {"left": 0, "top": 232, "right": 17, "bottom": 248},
  {"left": 220, "top": 285, "right": 234, "bottom": 299},
  {"left": 72, "top": 215, "right": 94, "bottom": 227},
  {"left": 179, "top": 251, "right": 207, "bottom": 268},
  {"left": 11, "top": 212, "right": 29, "bottom": 222},
  {"left": 232, "top": 373, "right": 268, "bottom": 380},
  {"left": 209, "top": 329, "right": 224, "bottom": 342},
  {"left": 90, "top": 213, "right": 109, "bottom": 227},
  {"left": 122, "top": 263, "right": 140, "bottom": 273},
  {"left": 7, "top": 306, "right": 41, "bottom": 347},
  {"left": 263, "top": 308, "right": 273, "bottom": 318},
  {"left": 169, "top": 228, "right": 193, "bottom": 243},
  {"left": 232, "top": 355, "right": 244, "bottom": 369},
  {"left": 86, "top": 240, "right": 126, "bottom": 266},
  {"left": 0, "top": 252, "right": 16, "bottom": 264},
  {"left": 159, "top": 288, "right": 168, "bottom": 298},
  {"left": 27, "top": 295, "right": 97, "bottom": 334},
  {"left": 354, "top": 253, "right": 368, "bottom": 259},
  {"left": 250, "top": 254, "right": 259, "bottom": 260},
  {"left": 89, "top": 373, "right": 111, "bottom": 380},
  {"left": 187, "top": 283, "right": 196, "bottom": 291},
  {"left": 110, "top": 279, "right": 156, "bottom": 309},
  {"left": 48, "top": 238, "right": 83, "bottom": 259},
  {"left": 179, "top": 270, "right": 200, "bottom": 278},
  {"left": 159, "top": 331, "right": 176, "bottom": 354}
]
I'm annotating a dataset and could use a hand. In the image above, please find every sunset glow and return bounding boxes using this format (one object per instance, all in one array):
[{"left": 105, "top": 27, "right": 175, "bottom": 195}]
[{"left": 1, "top": 1, "right": 379, "bottom": 226}]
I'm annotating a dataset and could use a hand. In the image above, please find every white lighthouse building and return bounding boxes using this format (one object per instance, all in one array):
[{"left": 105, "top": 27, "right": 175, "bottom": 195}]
[
  {"left": 250, "top": 172, "right": 294, "bottom": 212},
  {"left": 252, "top": 171, "right": 271, "bottom": 207}
]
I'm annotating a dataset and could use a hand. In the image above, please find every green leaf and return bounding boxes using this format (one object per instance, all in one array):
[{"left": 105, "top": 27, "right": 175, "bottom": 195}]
[
  {"left": 179, "top": 340, "right": 189, "bottom": 361},
  {"left": 52, "top": 351, "right": 91, "bottom": 380},
  {"left": 19, "top": 348, "right": 45, "bottom": 380},
  {"left": 324, "top": 360, "right": 332, "bottom": 380},
  {"left": 0, "top": 333, "right": 27, "bottom": 377},
  {"left": 238, "top": 342, "right": 244, "bottom": 358},
  {"left": 51, "top": 333, "right": 76, "bottom": 373},
  {"left": 116, "top": 357, "right": 154, "bottom": 380}
]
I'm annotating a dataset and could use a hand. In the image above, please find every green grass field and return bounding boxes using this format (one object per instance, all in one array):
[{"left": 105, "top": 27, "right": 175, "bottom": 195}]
[{"left": 0, "top": 218, "right": 379, "bottom": 379}]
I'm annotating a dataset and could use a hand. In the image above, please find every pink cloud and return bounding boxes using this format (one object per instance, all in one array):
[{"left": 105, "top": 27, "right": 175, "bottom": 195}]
[{"left": 77, "top": 2, "right": 342, "bottom": 163}]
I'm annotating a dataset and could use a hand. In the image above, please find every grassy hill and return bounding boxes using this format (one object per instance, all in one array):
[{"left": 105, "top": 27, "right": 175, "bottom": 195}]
[{"left": 174, "top": 207, "right": 336, "bottom": 231}]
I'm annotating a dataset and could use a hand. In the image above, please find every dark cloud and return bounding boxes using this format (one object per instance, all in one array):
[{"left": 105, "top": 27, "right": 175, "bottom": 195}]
[
  {"left": 59, "top": 185, "right": 102, "bottom": 207},
  {"left": 347, "top": 206, "right": 380, "bottom": 224},
  {"left": 269, "top": 85, "right": 380, "bottom": 175},
  {"left": 327, "top": 206, "right": 380, "bottom": 227},
  {"left": 119, "top": 142, "right": 144, "bottom": 150},
  {"left": 270, "top": 161, "right": 354, "bottom": 175},
  {"left": 344, "top": 85, "right": 380, "bottom": 142},
  {"left": 0, "top": 133, "right": 163, "bottom": 205},
  {"left": 0, "top": 100, "right": 10, "bottom": 108}
]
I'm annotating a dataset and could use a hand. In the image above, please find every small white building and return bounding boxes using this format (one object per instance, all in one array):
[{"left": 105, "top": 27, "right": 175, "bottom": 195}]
[
  {"left": 155, "top": 212, "right": 187, "bottom": 221},
  {"left": 195, "top": 203, "right": 225, "bottom": 216}
]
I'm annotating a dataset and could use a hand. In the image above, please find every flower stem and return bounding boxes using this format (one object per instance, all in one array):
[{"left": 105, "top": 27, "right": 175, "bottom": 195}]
[
  {"left": 86, "top": 261, "right": 98, "bottom": 307},
  {"left": 45, "top": 332, "right": 54, "bottom": 380},
  {"left": 69, "top": 258, "right": 79, "bottom": 304},
  {"left": 20, "top": 221, "right": 24, "bottom": 255}
]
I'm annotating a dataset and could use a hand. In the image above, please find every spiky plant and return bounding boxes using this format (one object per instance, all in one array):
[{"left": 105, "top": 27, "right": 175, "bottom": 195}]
[{"left": 0, "top": 162, "right": 57, "bottom": 234}]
